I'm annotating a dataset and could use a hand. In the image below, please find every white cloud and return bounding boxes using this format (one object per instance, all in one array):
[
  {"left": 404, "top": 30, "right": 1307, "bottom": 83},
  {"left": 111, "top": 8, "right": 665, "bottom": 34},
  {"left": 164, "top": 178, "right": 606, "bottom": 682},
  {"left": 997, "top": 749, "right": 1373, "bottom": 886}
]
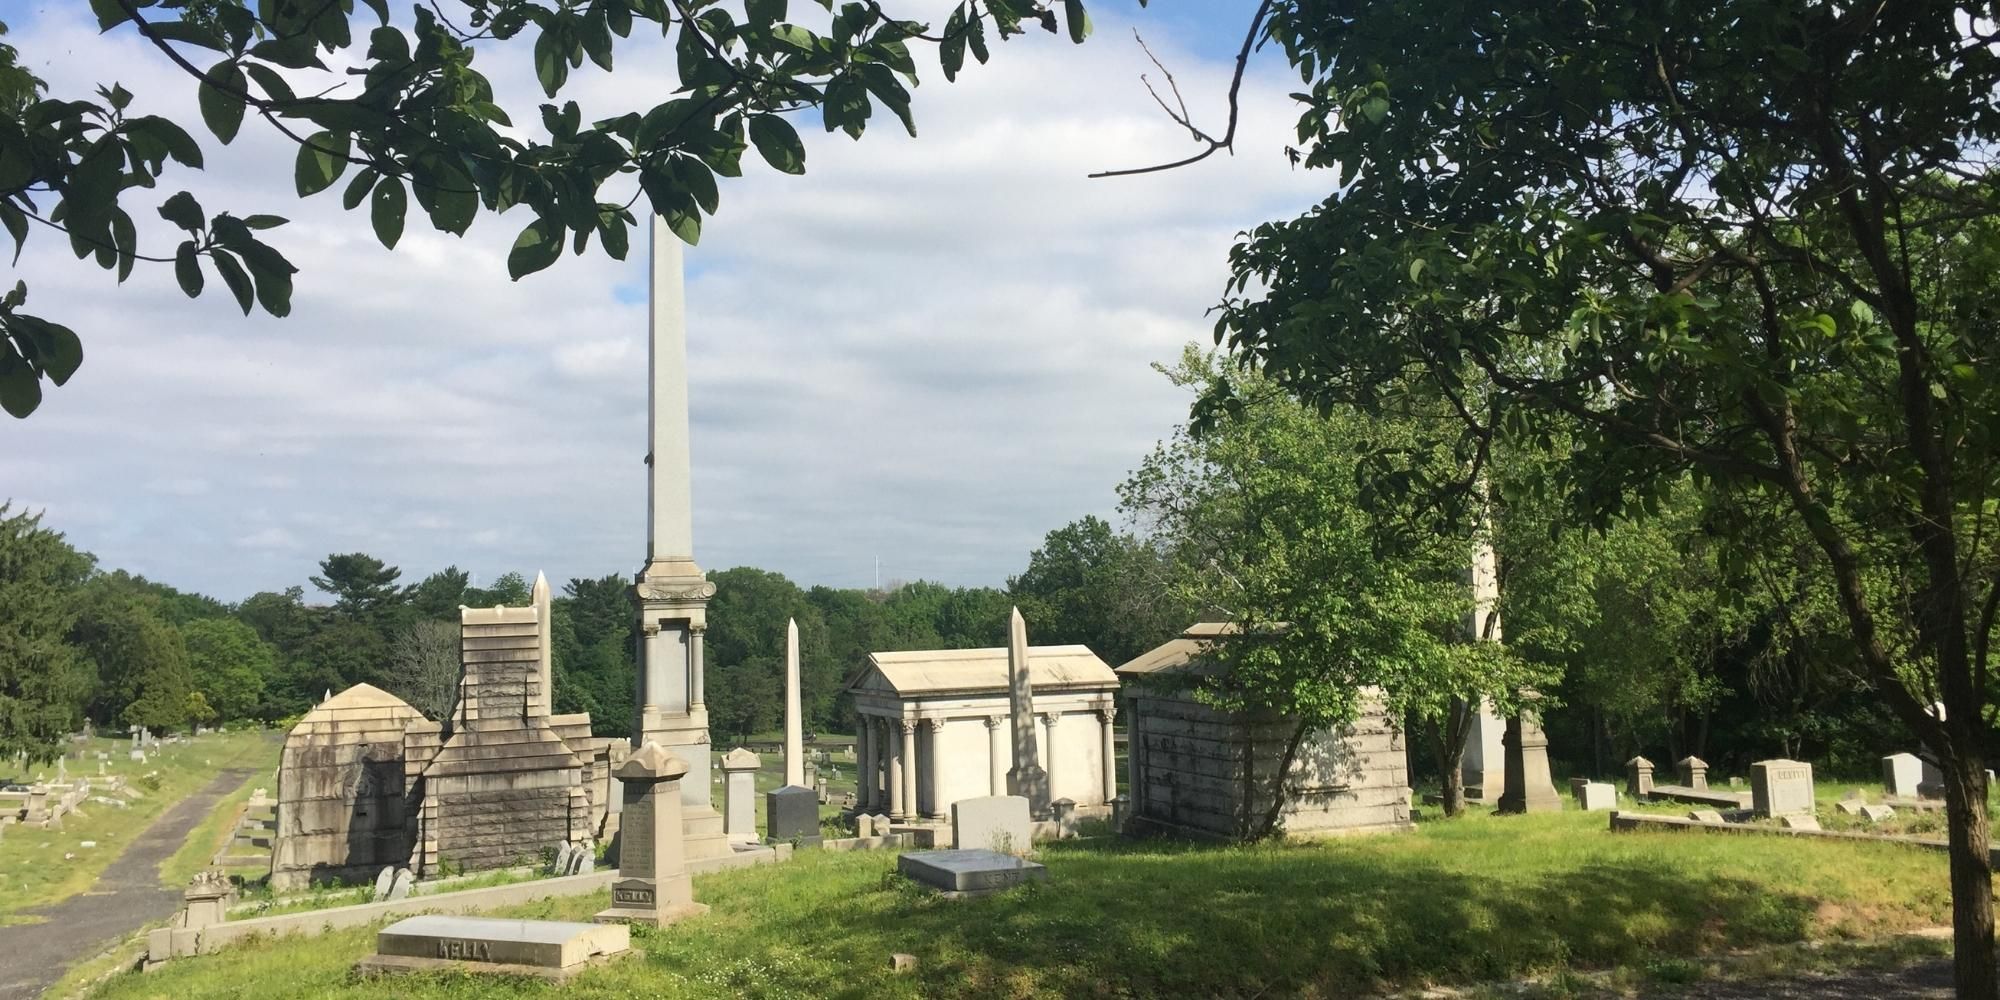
[{"left": 2, "top": 2, "right": 1323, "bottom": 600}]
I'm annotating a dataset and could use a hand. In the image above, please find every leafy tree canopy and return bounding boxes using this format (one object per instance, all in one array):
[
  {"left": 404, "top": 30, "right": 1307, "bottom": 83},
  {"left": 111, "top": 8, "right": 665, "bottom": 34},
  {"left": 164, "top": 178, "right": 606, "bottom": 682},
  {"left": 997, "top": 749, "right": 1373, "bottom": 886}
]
[{"left": 0, "top": 0, "right": 1100, "bottom": 417}]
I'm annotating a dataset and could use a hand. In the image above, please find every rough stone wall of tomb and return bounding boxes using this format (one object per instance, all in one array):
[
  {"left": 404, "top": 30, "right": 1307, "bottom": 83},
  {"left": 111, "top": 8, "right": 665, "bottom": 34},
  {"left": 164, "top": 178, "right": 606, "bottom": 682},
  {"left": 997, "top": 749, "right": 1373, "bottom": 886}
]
[
  {"left": 1127, "top": 692, "right": 1411, "bottom": 840},
  {"left": 430, "top": 781, "right": 580, "bottom": 871},
  {"left": 272, "top": 736, "right": 416, "bottom": 889}
]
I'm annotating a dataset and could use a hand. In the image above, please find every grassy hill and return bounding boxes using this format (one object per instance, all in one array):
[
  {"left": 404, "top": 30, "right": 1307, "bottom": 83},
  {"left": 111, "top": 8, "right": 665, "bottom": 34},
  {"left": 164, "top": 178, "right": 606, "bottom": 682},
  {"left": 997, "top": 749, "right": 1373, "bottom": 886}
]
[{"left": 81, "top": 807, "right": 1952, "bottom": 998}]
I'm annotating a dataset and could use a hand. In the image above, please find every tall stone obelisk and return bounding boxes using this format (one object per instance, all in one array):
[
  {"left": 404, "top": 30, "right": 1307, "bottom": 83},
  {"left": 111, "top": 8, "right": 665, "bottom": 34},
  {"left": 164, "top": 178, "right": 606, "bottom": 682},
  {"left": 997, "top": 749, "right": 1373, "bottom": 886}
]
[
  {"left": 783, "top": 617, "right": 805, "bottom": 788},
  {"left": 1459, "top": 538, "right": 1506, "bottom": 800},
  {"left": 1004, "top": 607, "right": 1050, "bottom": 818},
  {"left": 633, "top": 215, "right": 728, "bottom": 859}
]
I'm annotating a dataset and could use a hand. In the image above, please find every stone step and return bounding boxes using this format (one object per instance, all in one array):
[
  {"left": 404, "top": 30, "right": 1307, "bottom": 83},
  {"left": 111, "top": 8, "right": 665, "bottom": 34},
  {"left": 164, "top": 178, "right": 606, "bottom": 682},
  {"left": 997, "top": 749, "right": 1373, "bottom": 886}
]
[{"left": 215, "top": 855, "right": 268, "bottom": 867}]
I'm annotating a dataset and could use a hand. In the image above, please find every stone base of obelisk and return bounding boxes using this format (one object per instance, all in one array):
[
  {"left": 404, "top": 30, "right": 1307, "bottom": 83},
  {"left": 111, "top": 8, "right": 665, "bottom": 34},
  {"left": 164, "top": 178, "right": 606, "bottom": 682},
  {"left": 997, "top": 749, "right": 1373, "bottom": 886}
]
[{"left": 640, "top": 711, "right": 730, "bottom": 860}]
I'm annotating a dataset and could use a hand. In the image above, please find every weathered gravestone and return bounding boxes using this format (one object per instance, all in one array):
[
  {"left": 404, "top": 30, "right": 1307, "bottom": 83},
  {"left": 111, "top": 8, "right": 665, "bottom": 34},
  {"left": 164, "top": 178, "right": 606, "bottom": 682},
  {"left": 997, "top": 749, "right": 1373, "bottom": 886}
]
[
  {"left": 898, "top": 849, "right": 1048, "bottom": 898},
  {"left": 1687, "top": 809, "right": 1725, "bottom": 824},
  {"left": 372, "top": 866, "right": 395, "bottom": 902},
  {"left": 719, "top": 748, "right": 759, "bottom": 844},
  {"left": 766, "top": 786, "right": 821, "bottom": 846},
  {"left": 1860, "top": 804, "right": 1896, "bottom": 824},
  {"left": 593, "top": 742, "right": 707, "bottom": 927},
  {"left": 1883, "top": 753, "right": 1923, "bottom": 799},
  {"left": 1626, "top": 756, "right": 1655, "bottom": 798},
  {"left": 552, "top": 843, "right": 576, "bottom": 876},
  {"left": 356, "top": 915, "right": 631, "bottom": 981},
  {"left": 952, "top": 795, "right": 1032, "bottom": 854},
  {"left": 1750, "top": 759, "right": 1815, "bottom": 818},
  {"left": 1574, "top": 782, "right": 1616, "bottom": 812},
  {"left": 1780, "top": 814, "right": 1821, "bottom": 831},
  {"left": 1676, "top": 756, "right": 1709, "bottom": 790},
  {"left": 386, "top": 868, "right": 414, "bottom": 901},
  {"left": 1835, "top": 799, "right": 1865, "bottom": 816},
  {"left": 570, "top": 843, "right": 594, "bottom": 876}
]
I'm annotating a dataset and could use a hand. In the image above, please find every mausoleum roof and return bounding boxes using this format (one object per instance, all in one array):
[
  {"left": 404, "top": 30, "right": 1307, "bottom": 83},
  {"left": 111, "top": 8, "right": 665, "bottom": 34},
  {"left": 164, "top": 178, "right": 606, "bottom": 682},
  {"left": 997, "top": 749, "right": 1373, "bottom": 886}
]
[
  {"left": 1116, "top": 622, "right": 1276, "bottom": 679},
  {"left": 848, "top": 645, "right": 1119, "bottom": 698}
]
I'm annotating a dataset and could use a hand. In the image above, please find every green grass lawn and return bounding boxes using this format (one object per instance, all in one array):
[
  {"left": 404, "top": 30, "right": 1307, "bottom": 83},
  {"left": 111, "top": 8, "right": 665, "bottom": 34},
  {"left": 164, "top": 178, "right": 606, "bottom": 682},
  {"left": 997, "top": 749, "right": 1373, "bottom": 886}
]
[
  {"left": 0, "top": 729, "right": 280, "bottom": 924},
  {"left": 81, "top": 806, "right": 1953, "bottom": 999}
]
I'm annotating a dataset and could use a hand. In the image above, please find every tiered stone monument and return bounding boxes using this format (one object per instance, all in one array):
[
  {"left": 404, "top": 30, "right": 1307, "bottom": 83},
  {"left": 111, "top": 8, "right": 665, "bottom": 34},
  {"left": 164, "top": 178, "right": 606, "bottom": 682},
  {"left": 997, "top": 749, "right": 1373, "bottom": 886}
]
[
  {"left": 1497, "top": 700, "right": 1561, "bottom": 814},
  {"left": 411, "top": 579, "right": 593, "bottom": 873},
  {"left": 594, "top": 742, "right": 707, "bottom": 927},
  {"left": 632, "top": 217, "right": 728, "bottom": 861}
]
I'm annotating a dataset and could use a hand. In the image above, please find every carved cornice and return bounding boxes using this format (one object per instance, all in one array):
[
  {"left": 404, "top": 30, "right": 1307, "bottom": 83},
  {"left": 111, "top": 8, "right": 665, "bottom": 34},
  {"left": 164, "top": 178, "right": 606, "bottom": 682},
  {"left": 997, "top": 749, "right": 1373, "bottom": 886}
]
[
  {"left": 985, "top": 715, "right": 1004, "bottom": 729},
  {"left": 924, "top": 718, "right": 944, "bottom": 733},
  {"left": 898, "top": 719, "right": 917, "bottom": 735},
  {"left": 636, "top": 579, "right": 717, "bottom": 602}
]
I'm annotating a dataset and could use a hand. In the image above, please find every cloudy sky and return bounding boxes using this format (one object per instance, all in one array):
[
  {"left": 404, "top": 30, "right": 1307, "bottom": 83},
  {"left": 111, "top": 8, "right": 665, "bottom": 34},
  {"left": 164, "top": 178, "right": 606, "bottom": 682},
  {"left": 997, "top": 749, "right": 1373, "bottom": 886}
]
[{"left": 3, "top": 1, "right": 1325, "bottom": 602}]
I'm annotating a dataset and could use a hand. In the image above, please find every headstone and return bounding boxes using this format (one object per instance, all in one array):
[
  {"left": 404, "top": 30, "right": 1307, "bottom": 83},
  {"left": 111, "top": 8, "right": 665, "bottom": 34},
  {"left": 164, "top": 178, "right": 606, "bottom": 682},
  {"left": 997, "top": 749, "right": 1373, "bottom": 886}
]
[
  {"left": 372, "top": 866, "right": 396, "bottom": 902},
  {"left": 1750, "top": 759, "right": 1815, "bottom": 818},
  {"left": 951, "top": 795, "right": 1032, "bottom": 855},
  {"left": 815, "top": 776, "right": 829, "bottom": 804},
  {"left": 766, "top": 785, "right": 821, "bottom": 847},
  {"left": 854, "top": 814, "right": 878, "bottom": 838},
  {"left": 1626, "top": 756, "right": 1654, "bottom": 798},
  {"left": 897, "top": 849, "right": 1048, "bottom": 897},
  {"left": 1574, "top": 782, "right": 1616, "bottom": 812},
  {"left": 593, "top": 741, "right": 707, "bottom": 926},
  {"left": 1835, "top": 799, "right": 1864, "bottom": 816},
  {"left": 1860, "top": 803, "right": 1896, "bottom": 823},
  {"left": 1497, "top": 708, "right": 1561, "bottom": 814},
  {"left": 129, "top": 750, "right": 145, "bottom": 763},
  {"left": 386, "top": 867, "right": 414, "bottom": 901},
  {"left": 356, "top": 915, "right": 631, "bottom": 981},
  {"left": 1919, "top": 755, "right": 1947, "bottom": 800},
  {"left": 1780, "top": 814, "right": 1821, "bottom": 831},
  {"left": 572, "top": 844, "right": 594, "bottom": 876},
  {"left": 1676, "top": 756, "right": 1709, "bottom": 790},
  {"left": 1003, "top": 607, "right": 1050, "bottom": 817},
  {"left": 552, "top": 843, "right": 576, "bottom": 876},
  {"left": 182, "top": 870, "right": 235, "bottom": 930},
  {"left": 720, "top": 747, "right": 760, "bottom": 844},
  {"left": 891, "top": 953, "right": 918, "bottom": 974},
  {"left": 1883, "top": 753, "right": 1923, "bottom": 798},
  {"left": 1687, "top": 809, "right": 1724, "bottom": 824},
  {"left": 840, "top": 792, "right": 856, "bottom": 810}
]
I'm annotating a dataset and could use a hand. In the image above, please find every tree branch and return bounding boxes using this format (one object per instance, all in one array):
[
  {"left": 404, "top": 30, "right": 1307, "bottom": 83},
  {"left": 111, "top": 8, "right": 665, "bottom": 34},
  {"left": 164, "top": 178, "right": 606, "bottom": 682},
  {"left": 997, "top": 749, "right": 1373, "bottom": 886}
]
[{"left": 1089, "top": 0, "right": 1272, "bottom": 179}]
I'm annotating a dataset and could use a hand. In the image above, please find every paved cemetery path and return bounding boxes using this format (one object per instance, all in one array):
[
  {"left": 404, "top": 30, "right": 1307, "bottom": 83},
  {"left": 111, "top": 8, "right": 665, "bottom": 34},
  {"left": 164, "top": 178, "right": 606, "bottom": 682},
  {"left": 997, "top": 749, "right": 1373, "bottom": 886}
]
[{"left": 0, "top": 768, "right": 257, "bottom": 1000}]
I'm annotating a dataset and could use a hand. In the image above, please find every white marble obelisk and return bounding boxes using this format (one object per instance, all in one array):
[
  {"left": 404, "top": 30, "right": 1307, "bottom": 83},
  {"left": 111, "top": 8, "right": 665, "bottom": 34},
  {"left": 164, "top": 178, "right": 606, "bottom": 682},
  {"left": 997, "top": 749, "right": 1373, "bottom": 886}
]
[
  {"left": 1004, "top": 607, "right": 1049, "bottom": 817},
  {"left": 532, "top": 571, "right": 553, "bottom": 716},
  {"left": 632, "top": 215, "right": 727, "bottom": 859},
  {"left": 1459, "top": 538, "right": 1506, "bottom": 799},
  {"left": 783, "top": 617, "right": 805, "bottom": 788}
]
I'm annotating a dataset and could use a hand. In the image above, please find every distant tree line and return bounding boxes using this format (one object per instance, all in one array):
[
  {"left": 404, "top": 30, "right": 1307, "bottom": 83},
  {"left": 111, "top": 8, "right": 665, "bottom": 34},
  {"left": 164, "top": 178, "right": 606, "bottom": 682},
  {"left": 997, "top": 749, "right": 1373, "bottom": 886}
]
[{"left": 0, "top": 501, "right": 1188, "bottom": 764}]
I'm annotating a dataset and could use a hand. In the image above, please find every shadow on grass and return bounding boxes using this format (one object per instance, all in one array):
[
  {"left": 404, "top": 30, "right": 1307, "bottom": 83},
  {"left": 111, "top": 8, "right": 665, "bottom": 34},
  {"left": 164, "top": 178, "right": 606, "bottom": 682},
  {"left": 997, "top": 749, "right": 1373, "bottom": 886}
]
[{"left": 634, "top": 829, "right": 1835, "bottom": 1000}]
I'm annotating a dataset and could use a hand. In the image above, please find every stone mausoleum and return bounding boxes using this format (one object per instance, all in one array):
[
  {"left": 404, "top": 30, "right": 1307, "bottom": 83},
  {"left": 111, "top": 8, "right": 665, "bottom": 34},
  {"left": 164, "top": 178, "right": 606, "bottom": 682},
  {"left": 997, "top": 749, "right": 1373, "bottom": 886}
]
[
  {"left": 271, "top": 575, "right": 622, "bottom": 889},
  {"left": 845, "top": 645, "right": 1120, "bottom": 827},
  {"left": 1117, "top": 623, "right": 1414, "bottom": 841}
]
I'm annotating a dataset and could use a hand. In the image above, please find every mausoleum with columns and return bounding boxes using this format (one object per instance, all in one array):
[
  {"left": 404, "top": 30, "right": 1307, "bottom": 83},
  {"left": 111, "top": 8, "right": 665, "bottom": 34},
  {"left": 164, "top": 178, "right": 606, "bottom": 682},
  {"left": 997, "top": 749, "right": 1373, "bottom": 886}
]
[{"left": 844, "top": 646, "right": 1120, "bottom": 826}]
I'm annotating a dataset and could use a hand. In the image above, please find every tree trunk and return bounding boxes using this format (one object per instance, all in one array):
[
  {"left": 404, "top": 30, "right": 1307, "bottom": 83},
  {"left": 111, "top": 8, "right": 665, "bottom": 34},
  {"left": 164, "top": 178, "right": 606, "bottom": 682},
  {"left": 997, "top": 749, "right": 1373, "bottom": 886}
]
[
  {"left": 1252, "top": 719, "right": 1312, "bottom": 840},
  {"left": 1944, "top": 753, "right": 1997, "bottom": 999},
  {"left": 1433, "top": 701, "right": 1473, "bottom": 818}
]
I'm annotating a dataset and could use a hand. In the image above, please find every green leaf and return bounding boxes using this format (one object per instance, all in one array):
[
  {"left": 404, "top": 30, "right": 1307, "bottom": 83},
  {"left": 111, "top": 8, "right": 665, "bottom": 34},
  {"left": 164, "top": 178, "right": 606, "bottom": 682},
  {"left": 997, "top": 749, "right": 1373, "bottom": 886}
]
[
  {"left": 1408, "top": 258, "right": 1425, "bottom": 282},
  {"left": 174, "top": 241, "right": 204, "bottom": 298},
  {"left": 371, "top": 175, "right": 407, "bottom": 249},
  {"left": 243, "top": 215, "right": 288, "bottom": 230},
  {"left": 507, "top": 219, "right": 563, "bottom": 279},
  {"left": 198, "top": 61, "right": 248, "bottom": 145},
  {"left": 242, "top": 63, "right": 297, "bottom": 103},
  {"left": 1063, "top": 0, "right": 1090, "bottom": 43},
  {"left": 746, "top": 0, "right": 787, "bottom": 23},
  {"left": 342, "top": 168, "right": 380, "bottom": 211},
  {"left": 770, "top": 24, "right": 816, "bottom": 52},
  {"left": 37, "top": 322, "right": 83, "bottom": 386},
  {"left": 294, "top": 131, "right": 349, "bottom": 196},
  {"left": 0, "top": 359, "right": 43, "bottom": 418},
  {"left": 242, "top": 245, "right": 294, "bottom": 317},
  {"left": 159, "top": 191, "right": 205, "bottom": 232},
  {"left": 110, "top": 208, "right": 136, "bottom": 282},
  {"left": 674, "top": 158, "right": 719, "bottom": 214},
  {"left": 211, "top": 250, "right": 255, "bottom": 314},
  {"left": 88, "top": 0, "right": 133, "bottom": 30},
  {"left": 597, "top": 210, "right": 630, "bottom": 260},
  {"left": 748, "top": 115, "right": 806, "bottom": 174},
  {"left": 0, "top": 204, "right": 27, "bottom": 265},
  {"left": 940, "top": 5, "right": 967, "bottom": 81},
  {"left": 1361, "top": 96, "right": 1389, "bottom": 123},
  {"left": 533, "top": 29, "right": 567, "bottom": 98},
  {"left": 129, "top": 116, "right": 204, "bottom": 169},
  {"left": 663, "top": 203, "right": 701, "bottom": 245}
]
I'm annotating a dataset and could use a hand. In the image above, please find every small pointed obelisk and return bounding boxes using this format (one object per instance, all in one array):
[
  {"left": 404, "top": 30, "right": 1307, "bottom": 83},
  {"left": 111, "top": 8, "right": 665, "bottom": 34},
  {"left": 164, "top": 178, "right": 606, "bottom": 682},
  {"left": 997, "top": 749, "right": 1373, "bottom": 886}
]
[
  {"left": 1004, "top": 606, "right": 1049, "bottom": 816},
  {"left": 783, "top": 617, "right": 805, "bottom": 787},
  {"left": 532, "top": 571, "right": 553, "bottom": 717}
]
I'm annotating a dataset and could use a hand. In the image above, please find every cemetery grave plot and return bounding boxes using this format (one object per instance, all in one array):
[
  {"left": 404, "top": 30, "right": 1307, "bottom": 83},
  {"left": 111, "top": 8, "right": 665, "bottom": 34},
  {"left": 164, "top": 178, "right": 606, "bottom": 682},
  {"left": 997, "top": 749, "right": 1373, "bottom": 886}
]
[
  {"left": 0, "top": 729, "right": 280, "bottom": 924},
  {"left": 75, "top": 809, "right": 1954, "bottom": 1000}
]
